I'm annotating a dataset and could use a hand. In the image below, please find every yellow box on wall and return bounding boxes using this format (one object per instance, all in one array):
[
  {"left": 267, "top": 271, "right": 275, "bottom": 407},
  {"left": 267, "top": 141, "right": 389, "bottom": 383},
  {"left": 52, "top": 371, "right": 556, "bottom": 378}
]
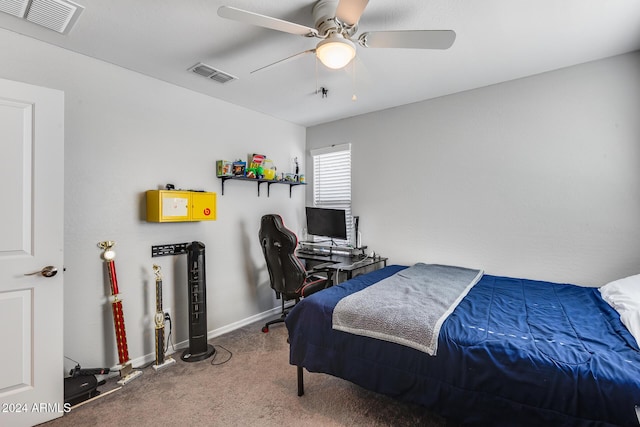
[
  {"left": 190, "top": 192, "right": 217, "bottom": 221},
  {"left": 146, "top": 190, "right": 216, "bottom": 222}
]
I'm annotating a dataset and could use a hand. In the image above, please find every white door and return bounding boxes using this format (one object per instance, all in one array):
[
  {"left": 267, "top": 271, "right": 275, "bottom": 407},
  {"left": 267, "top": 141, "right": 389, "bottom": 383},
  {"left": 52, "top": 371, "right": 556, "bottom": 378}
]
[{"left": 0, "top": 78, "right": 64, "bottom": 426}]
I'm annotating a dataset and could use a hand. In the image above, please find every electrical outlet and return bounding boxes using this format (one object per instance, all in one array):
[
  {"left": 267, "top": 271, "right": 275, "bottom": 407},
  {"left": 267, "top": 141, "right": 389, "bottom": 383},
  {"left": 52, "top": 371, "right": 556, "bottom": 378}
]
[{"left": 164, "top": 308, "right": 172, "bottom": 322}]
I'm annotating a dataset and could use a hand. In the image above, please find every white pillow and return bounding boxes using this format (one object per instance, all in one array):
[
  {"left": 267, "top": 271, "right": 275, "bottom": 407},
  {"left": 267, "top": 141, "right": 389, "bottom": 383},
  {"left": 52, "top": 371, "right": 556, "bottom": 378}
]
[
  {"left": 599, "top": 274, "right": 640, "bottom": 345},
  {"left": 599, "top": 274, "right": 640, "bottom": 312},
  {"left": 620, "top": 310, "right": 640, "bottom": 345}
]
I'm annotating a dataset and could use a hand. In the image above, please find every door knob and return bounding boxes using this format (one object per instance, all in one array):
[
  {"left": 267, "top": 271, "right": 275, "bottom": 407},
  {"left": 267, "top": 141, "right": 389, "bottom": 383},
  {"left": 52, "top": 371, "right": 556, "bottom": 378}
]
[{"left": 24, "top": 265, "right": 58, "bottom": 278}]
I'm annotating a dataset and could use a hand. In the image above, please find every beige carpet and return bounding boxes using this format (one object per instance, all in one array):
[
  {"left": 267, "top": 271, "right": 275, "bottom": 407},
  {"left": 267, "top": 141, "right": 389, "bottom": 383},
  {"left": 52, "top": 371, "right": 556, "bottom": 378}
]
[{"left": 41, "top": 320, "right": 447, "bottom": 426}]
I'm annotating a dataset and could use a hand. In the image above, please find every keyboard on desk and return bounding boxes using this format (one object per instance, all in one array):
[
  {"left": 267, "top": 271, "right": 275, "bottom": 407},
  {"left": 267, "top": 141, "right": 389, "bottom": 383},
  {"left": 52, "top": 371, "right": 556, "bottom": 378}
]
[{"left": 297, "top": 249, "right": 331, "bottom": 257}]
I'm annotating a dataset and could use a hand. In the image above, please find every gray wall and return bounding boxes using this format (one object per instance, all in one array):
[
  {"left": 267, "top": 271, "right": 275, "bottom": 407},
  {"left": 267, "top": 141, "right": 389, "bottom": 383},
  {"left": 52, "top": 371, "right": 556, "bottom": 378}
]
[
  {"left": 0, "top": 28, "right": 307, "bottom": 370},
  {"left": 307, "top": 51, "right": 640, "bottom": 286}
]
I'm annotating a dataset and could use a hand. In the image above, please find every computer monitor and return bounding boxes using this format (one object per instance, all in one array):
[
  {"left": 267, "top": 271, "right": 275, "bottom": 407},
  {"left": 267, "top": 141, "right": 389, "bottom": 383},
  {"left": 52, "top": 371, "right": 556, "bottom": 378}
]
[{"left": 305, "top": 207, "right": 348, "bottom": 241}]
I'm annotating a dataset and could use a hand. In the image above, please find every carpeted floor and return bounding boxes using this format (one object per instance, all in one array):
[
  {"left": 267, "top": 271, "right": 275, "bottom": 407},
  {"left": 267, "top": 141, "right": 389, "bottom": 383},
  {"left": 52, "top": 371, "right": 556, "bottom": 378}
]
[{"left": 40, "top": 320, "right": 448, "bottom": 426}]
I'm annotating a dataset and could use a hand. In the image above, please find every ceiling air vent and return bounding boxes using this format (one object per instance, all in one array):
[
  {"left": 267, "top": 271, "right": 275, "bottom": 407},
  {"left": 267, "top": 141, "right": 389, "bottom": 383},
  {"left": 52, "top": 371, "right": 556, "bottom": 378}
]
[
  {"left": 0, "top": 0, "right": 29, "bottom": 17},
  {"left": 188, "top": 63, "right": 237, "bottom": 84},
  {"left": 0, "top": 0, "right": 84, "bottom": 34}
]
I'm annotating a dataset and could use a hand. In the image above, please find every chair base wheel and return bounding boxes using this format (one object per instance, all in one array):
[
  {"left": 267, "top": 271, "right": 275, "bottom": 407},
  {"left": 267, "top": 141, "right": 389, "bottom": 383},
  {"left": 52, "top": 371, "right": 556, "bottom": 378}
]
[{"left": 262, "top": 326, "right": 269, "bottom": 333}]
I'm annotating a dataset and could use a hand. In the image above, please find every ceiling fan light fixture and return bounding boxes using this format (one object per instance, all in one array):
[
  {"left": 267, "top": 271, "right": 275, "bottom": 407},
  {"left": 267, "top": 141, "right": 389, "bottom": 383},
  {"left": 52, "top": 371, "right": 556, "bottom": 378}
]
[{"left": 316, "top": 35, "right": 356, "bottom": 70}]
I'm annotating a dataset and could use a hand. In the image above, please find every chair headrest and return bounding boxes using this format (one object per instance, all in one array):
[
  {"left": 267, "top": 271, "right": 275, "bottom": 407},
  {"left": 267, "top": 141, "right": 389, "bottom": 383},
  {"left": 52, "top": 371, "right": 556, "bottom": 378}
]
[{"left": 260, "top": 214, "right": 297, "bottom": 249}]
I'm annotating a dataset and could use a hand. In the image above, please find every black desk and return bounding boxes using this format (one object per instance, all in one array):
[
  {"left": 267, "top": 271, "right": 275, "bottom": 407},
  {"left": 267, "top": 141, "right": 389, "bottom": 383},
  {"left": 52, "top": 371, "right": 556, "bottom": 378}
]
[{"left": 296, "top": 250, "right": 388, "bottom": 285}]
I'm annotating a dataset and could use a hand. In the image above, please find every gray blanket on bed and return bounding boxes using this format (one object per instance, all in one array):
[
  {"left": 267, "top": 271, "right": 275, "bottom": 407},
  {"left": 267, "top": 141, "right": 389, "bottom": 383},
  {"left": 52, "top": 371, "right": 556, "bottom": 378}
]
[{"left": 332, "top": 263, "right": 484, "bottom": 355}]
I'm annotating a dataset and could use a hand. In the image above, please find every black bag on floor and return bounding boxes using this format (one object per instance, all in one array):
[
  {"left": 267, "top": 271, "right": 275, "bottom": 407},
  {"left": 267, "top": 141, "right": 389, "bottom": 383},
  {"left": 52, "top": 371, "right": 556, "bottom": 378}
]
[{"left": 64, "top": 375, "right": 103, "bottom": 406}]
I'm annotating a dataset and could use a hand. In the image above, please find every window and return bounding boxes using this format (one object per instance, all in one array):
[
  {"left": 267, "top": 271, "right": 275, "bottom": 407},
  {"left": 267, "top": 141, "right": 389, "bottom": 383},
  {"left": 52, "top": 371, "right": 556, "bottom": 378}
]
[{"left": 311, "top": 143, "right": 352, "bottom": 245}]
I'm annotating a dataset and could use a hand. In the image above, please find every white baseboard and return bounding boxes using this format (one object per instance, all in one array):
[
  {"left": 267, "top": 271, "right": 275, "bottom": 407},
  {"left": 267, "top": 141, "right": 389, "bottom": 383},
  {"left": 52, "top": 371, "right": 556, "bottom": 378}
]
[{"left": 110, "top": 306, "right": 283, "bottom": 373}]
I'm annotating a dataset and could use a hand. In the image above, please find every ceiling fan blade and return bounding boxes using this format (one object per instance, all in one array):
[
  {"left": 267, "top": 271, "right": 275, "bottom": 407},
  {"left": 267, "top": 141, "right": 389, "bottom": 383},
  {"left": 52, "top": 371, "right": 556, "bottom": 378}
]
[
  {"left": 359, "top": 30, "right": 456, "bottom": 50},
  {"left": 251, "top": 49, "right": 316, "bottom": 74},
  {"left": 217, "top": 6, "right": 318, "bottom": 37},
  {"left": 335, "top": 0, "right": 370, "bottom": 27}
]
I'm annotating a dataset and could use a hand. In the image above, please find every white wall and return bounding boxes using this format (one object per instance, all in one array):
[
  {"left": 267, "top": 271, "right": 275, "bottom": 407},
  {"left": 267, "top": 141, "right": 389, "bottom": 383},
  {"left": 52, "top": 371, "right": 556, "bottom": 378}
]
[
  {"left": 307, "top": 51, "right": 640, "bottom": 287},
  {"left": 0, "top": 28, "right": 307, "bottom": 370},
  {"left": 3, "top": 21, "right": 639, "bottom": 372}
]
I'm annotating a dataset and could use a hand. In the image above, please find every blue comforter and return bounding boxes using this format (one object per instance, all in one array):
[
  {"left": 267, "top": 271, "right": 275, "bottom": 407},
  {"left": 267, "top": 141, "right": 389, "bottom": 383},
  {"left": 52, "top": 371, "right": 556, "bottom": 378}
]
[{"left": 286, "top": 265, "right": 640, "bottom": 426}]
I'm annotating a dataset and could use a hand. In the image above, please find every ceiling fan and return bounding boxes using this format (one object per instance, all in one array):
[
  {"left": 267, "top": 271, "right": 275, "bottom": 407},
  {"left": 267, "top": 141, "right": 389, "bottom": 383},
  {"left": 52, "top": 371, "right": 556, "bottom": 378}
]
[{"left": 217, "top": 0, "right": 456, "bottom": 73}]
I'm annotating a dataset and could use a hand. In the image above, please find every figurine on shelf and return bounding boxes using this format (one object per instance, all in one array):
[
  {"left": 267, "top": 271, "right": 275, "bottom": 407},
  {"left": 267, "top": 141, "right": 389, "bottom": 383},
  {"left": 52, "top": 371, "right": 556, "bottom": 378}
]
[{"left": 245, "top": 165, "right": 264, "bottom": 179}]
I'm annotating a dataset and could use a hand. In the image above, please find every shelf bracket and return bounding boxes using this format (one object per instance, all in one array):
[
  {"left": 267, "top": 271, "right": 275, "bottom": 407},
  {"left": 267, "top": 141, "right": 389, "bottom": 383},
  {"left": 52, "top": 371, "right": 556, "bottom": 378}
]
[{"left": 218, "top": 176, "right": 305, "bottom": 197}]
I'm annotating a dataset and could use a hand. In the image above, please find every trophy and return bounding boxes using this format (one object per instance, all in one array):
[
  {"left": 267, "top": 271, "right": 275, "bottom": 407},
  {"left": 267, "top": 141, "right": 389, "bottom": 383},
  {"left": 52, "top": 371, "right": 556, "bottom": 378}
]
[
  {"left": 152, "top": 264, "right": 175, "bottom": 370},
  {"left": 98, "top": 241, "right": 142, "bottom": 385}
]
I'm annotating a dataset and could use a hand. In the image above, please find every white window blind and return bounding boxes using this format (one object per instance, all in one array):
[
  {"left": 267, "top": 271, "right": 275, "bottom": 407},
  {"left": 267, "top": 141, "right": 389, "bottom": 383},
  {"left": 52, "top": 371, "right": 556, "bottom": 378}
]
[{"left": 311, "top": 143, "right": 352, "bottom": 244}]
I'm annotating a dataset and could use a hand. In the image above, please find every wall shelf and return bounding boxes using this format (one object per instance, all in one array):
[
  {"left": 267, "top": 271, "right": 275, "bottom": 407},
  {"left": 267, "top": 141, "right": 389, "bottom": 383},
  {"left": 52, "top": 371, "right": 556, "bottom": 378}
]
[{"left": 218, "top": 176, "right": 306, "bottom": 197}]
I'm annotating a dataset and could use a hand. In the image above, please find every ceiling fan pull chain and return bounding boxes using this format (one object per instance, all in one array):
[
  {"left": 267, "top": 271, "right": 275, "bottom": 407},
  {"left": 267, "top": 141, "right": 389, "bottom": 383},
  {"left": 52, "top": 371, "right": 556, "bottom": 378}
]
[{"left": 352, "top": 60, "right": 357, "bottom": 102}]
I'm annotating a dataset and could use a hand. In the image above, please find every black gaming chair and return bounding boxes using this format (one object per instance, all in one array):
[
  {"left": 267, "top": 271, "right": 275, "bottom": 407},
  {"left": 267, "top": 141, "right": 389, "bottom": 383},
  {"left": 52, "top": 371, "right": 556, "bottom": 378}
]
[{"left": 259, "top": 214, "right": 332, "bottom": 333}]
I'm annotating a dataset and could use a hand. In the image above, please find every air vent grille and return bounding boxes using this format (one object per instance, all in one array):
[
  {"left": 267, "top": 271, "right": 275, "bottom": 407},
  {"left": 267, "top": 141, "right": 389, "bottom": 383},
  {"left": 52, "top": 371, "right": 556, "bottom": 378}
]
[
  {"left": 0, "top": 0, "right": 29, "bottom": 17},
  {"left": 188, "top": 63, "right": 237, "bottom": 84},
  {"left": 27, "top": 0, "right": 78, "bottom": 33},
  {"left": 0, "top": 0, "right": 83, "bottom": 34}
]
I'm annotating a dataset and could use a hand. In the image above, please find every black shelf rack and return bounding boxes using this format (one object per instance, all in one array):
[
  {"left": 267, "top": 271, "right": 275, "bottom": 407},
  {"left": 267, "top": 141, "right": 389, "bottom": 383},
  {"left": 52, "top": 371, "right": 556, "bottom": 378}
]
[{"left": 218, "top": 176, "right": 306, "bottom": 197}]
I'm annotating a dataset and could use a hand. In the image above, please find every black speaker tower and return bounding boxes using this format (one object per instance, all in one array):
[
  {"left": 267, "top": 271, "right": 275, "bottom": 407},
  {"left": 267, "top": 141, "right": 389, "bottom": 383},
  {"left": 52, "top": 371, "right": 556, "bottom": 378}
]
[{"left": 181, "top": 241, "right": 215, "bottom": 362}]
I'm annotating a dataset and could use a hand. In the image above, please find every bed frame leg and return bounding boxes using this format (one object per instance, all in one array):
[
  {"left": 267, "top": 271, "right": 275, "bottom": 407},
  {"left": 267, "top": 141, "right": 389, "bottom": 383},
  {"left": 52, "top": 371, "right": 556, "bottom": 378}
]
[{"left": 297, "top": 366, "right": 304, "bottom": 396}]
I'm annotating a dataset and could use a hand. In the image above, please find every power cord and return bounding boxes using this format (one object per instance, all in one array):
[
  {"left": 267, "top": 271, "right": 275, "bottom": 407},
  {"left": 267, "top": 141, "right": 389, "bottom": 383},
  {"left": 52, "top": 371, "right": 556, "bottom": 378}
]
[
  {"left": 164, "top": 312, "right": 175, "bottom": 353},
  {"left": 65, "top": 356, "right": 112, "bottom": 377},
  {"left": 159, "top": 312, "right": 231, "bottom": 366},
  {"left": 352, "top": 251, "right": 377, "bottom": 266},
  {"left": 210, "top": 344, "right": 233, "bottom": 365},
  {"left": 65, "top": 355, "right": 81, "bottom": 366},
  {"left": 68, "top": 313, "right": 230, "bottom": 370},
  {"left": 134, "top": 312, "right": 176, "bottom": 370}
]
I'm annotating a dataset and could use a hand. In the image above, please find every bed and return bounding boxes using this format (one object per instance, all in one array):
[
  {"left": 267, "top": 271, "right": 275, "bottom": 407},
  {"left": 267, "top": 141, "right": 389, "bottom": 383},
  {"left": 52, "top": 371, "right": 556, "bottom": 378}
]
[{"left": 285, "top": 264, "right": 640, "bottom": 426}]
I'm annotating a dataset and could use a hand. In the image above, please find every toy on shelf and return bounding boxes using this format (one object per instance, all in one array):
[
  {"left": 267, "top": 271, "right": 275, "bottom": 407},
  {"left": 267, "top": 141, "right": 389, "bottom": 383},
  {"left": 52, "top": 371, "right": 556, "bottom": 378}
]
[
  {"left": 247, "top": 153, "right": 266, "bottom": 179},
  {"left": 232, "top": 160, "right": 246, "bottom": 176},
  {"left": 216, "top": 160, "right": 233, "bottom": 177},
  {"left": 262, "top": 158, "right": 277, "bottom": 180}
]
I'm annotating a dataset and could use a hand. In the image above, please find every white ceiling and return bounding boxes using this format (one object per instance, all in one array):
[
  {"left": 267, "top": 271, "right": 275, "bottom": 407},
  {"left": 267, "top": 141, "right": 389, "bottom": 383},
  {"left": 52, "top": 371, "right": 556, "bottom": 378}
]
[{"left": 1, "top": 0, "right": 640, "bottom": 127}]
